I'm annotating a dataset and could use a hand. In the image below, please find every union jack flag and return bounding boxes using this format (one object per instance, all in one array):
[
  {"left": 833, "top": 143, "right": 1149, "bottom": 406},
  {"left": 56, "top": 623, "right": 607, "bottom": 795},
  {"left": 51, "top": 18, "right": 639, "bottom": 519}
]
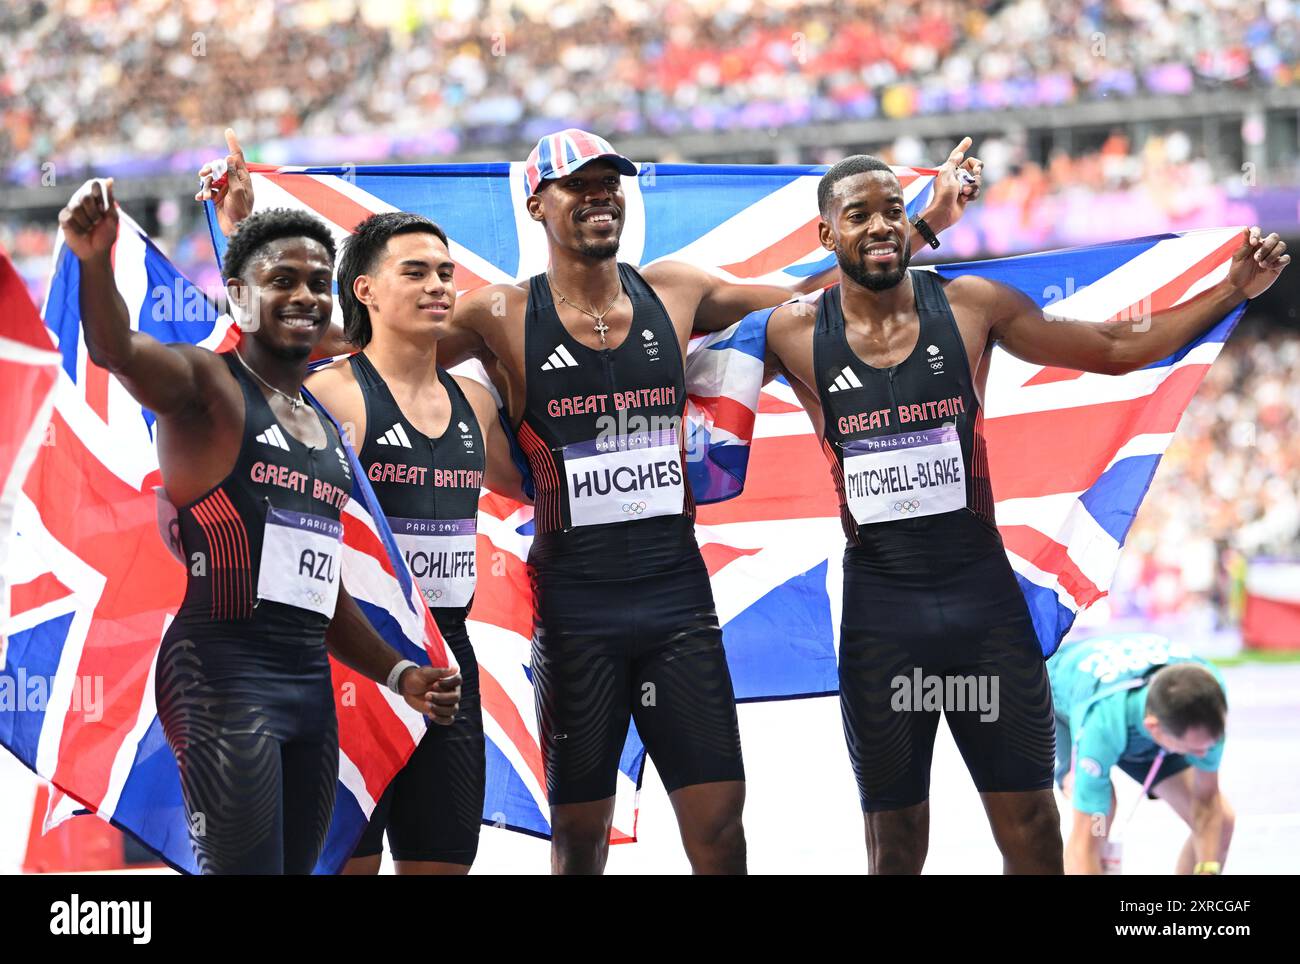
[
  {"left": 201, "top": 161, "right": 1242, "bottom": 841},
  {"left": 0, "top": 212, "right": 451, "bottom": 874},
  {"left": 0, "top": 159, "right": 1243, "bottom": 865}
]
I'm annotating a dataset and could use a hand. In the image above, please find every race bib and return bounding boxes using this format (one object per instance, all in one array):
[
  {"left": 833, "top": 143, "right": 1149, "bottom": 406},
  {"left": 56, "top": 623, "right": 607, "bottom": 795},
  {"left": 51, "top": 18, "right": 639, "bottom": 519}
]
[
  {"left": 562, "top": 428, "right": 684, "bottom": 527},
  {"left": 842, "top": 424, "right": 966, "bottom": 525},
  {"left": 256, "top": 507, "right": 343, "bottom": 617},
  {"left": 390, "top": 516, "right": 477, "bottom": 609}
]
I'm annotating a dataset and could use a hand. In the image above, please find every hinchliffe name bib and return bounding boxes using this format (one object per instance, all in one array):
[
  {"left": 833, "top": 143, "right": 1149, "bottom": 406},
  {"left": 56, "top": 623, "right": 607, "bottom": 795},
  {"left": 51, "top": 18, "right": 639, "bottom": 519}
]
[{"left": 389, "top": 516, "right": 478, "bottom": 608}]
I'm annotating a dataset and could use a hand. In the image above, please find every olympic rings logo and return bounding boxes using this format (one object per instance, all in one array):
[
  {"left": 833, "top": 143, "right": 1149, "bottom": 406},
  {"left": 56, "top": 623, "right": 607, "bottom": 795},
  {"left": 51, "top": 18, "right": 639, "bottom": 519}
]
[
  {"left": 423, "top": 588, "right": 444, "bottom": 602},
  {"left": 893, "top": 500, "right": 920, "bottom": 513},
  {"left": 622, "top": 501, "right": 648, "bottom": 515},
  {"left": 305, "top": 590, "right": 325, "bottom": 605}
]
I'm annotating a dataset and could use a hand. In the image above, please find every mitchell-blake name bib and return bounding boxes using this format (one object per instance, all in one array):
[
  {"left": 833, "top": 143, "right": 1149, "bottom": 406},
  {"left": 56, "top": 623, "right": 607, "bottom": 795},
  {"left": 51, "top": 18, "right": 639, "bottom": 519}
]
[{"left": 842, "top": 424, "right": 966, "bottom": 525}]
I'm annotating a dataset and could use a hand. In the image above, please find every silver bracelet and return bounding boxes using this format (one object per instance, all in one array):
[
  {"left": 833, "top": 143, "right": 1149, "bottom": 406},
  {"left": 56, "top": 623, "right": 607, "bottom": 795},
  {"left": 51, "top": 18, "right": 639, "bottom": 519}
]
[{"left": 387, "top": 659, "right": 419, "bottom": 695}]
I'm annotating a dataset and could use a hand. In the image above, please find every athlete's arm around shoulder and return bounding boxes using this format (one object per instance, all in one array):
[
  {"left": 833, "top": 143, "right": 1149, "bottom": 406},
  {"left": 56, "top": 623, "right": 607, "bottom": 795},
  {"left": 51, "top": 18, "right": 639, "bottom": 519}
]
[
  {"left": 946, "top": 227, "right": 1289, "bottom": 375},
  {"left": 59, "top": 178, "right": 229, "bottom": 420},
  {"left": 640, "top": 138, "right": 987, "bottom": 336},
  {"left": 304, "top": 357, "right": 367, "bottom": 452},
  {"left": 438, "top": 283, "right": 529, "bottom": 367},
  {"left": 641, "top": 259, "right": 812, "bottom": 338},
  {"left": 454, "top": 374, "right": 529, "bottom": 503},
  {"left": 763, "top": 299, "right": 820, "bottom": 391}
]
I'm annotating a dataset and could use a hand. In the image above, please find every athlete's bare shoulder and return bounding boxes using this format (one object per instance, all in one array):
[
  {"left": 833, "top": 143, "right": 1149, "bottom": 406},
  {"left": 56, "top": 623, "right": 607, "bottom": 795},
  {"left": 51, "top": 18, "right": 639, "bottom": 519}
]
[
  {"left": 455, "top": 282, "right": 530, "bottom": 330},
  {"left": 304, "top": 355, "right": 358, "bottom": 395},
  {"left": 443, "top": 283, "right": 529, "bottom": 369},
  {"left": 937, "top": 273, "right": 1007, "bottom": 312},
  {"left": 764, "top": 299, "right": 820, "bottom": 388},
  {"left": 304, "top": 355, "right": 366, "bottom": 445},
  {"left": 451, "top": 371, "right": 499, "bottom": 427},
  {"left": 935, "top": 273, "right": 1015, "bottom": 343},
  {"left": 766, "top": 298, "right": 818, "bottom": 334},
  {"left": 639, "top": 259, "right": 711, "bottom": 296}
]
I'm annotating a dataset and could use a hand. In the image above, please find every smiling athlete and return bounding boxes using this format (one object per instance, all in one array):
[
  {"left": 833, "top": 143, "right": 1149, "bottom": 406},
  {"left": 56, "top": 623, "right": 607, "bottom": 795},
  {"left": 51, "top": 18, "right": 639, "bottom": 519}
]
[
  {"left": 59, "top": 179, "right": 461, "bottom": 874},
  {"left": 762, "top": 153, "right": 1287, "bottom": 873}
]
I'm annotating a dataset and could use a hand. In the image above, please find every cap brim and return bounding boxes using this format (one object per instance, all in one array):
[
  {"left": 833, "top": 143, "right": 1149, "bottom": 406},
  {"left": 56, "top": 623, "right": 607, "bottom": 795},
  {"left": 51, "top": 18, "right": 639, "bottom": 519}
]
[{"left": 541, "top": 153, "right": 639, "bottom": 186}]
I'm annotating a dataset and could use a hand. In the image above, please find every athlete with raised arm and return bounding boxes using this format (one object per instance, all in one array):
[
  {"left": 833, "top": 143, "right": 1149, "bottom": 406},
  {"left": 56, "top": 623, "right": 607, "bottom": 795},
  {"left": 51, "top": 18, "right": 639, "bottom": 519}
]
[
  {"left": 435, "top": 131, "right": 980, "bottom": 874},
  {"left": 306, "top": 212, "right": 523, "bottom": 875},
  {"left": 203, "top": 128, "right": 981, "bottom": 874},
  {"left": 58, "top": 179, "right": 461, "bottom": 875},
  {"left": 762, "top": 154, "right": 1287, "bottom": 873}
]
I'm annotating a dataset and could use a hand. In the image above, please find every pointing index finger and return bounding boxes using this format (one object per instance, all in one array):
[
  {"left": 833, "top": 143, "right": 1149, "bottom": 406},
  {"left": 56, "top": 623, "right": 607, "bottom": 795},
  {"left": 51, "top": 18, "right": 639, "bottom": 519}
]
[
  {"left": 947, "top": 137, "right": 973, "bottom": 166},
  {"left": 225, "top": 128, "right": 246, "bottom": 170}
]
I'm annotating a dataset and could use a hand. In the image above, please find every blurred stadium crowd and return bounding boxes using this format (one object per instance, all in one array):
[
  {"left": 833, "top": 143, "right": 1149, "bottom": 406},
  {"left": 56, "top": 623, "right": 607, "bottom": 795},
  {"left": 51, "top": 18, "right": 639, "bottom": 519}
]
[
  {"left": 0, "top": 127, "right": 1237, "bottom": 287},
  {"left": 1, "top": 0, "right": 1297, "bottom": 634},
  {"left": 3, "top": 0, "right": 1297, "bottom": 170},
  {"left": 1110, "top": 328, "right": 1300, "bottom": 631}
]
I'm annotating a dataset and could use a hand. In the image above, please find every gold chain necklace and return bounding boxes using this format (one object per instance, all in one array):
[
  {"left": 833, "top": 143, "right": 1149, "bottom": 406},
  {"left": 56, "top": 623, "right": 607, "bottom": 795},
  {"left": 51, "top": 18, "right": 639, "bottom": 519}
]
[
  {"left": 548, "top": 273, "right": 623, "bottom": 345},
  {"left": 234, "top": 350, "right": 305, "bottom": 410}
]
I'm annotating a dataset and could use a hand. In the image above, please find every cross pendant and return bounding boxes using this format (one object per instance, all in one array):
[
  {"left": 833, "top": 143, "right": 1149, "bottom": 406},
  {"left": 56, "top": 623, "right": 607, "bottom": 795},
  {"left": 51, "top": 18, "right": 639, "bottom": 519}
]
[{"left": 593, "top": 318, "right": 610, "bottom": 344}]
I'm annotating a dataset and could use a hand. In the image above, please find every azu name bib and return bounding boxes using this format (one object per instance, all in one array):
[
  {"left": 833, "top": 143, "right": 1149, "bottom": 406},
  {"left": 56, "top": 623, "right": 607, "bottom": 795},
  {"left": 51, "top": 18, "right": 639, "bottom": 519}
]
[
  {"left": 256, "top": 507, "right": 344, "bottom": 617},
  {"left": 842, "top": 424, "right": 966, "bottom": 525},
  {"left": 562, "top": 428, "right": 684, "bottom": 527},
  {"left": 389, "top": 516, "right": 478, "bottom": 609}
]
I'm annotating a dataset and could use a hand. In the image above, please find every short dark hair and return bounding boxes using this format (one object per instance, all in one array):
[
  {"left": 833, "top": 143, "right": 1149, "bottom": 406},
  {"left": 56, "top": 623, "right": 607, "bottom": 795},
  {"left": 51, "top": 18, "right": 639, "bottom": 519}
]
[
  {"left": 222, "top": 208, "right": 335, "bottom": 282},
  {"left": 337, "top": 212, "right": 450, "bottom": 348},
  {"left": 818, "top": 154, "right": 897, "bottom": 216},
  {"left": 1146, "top": 663, "right": 1227, "bottom": 740}
]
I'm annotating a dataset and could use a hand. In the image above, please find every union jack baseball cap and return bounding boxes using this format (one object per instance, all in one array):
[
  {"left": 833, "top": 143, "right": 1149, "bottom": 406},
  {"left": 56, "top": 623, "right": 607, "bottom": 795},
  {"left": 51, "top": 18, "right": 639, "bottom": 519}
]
[{"left": 524, "top": 129, "right": 638, "bottom": 195}]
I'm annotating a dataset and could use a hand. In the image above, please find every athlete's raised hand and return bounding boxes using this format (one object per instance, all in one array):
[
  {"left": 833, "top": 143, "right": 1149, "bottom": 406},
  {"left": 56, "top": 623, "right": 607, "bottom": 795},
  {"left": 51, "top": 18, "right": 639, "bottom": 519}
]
[
  {"left": 58, "top": 178, "right": 118, "bottom": 261},
  {"left": 401, "top": 666, "right": 463, "bottom": 725},
  {"left": 920, "top": 137, "right": 983, "bottom": 234},
  {"left": 196, "top": 128, "right": 254, "bottom": 236},
  {"left": 1227, "top": 227, "right": 1289, "bottom": 300}
]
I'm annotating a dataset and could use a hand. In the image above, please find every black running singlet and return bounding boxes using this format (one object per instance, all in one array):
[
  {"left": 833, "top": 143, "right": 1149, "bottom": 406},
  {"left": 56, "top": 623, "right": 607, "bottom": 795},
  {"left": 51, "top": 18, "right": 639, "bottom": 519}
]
[
  {"left": 158, "top": 352, "right": 352, "bottom": 874},
  {"left": 170, "top": 352, "right": 352, "bottom": 635},
  {"left": 517, "top": 263, "right": 694, "bottom": 556},
  {"left": 351, "top": 353, "right": 484, "bottom": 619},
  {"left": 815, "top": 270, "right": 997, "bottom": 557},
  {"left": 817, "top": 274, "right": 1055, "bottom": 812},
  {"left": 348, "top": 352, "right": 488, "bottom": 867}
]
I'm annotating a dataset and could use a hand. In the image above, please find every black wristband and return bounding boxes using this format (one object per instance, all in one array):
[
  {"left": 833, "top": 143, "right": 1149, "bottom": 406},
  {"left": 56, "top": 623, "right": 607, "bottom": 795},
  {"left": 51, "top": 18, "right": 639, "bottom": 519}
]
[{"left": 911, "top": 216, "right": 940, "bottom": 249}]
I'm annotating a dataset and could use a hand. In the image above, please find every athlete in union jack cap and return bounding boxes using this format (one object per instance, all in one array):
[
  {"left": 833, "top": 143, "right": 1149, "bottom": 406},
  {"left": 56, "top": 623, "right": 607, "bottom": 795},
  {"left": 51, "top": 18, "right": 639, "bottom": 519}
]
[
  {"left": 762, "top": 152, "right": 1286, "bottom": 873},
  {"left": 424, "top": 128, "right": 981, "bottom": 874},
  {"left": 203, "top": 124, "right": 980, "bottom": 874}
]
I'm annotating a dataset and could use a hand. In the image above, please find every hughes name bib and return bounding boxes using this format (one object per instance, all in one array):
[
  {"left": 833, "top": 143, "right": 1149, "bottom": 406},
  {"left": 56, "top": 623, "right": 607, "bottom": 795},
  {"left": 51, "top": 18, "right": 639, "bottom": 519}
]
[{"left": 561, "top": 429, "right": 685, "bottom": 527}]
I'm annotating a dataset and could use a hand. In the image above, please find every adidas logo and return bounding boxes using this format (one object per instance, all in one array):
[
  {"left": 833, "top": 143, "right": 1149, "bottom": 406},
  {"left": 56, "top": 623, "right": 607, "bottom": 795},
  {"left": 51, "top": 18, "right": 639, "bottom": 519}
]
[
  {"left": 376, "top": 422, "right": 413, "bottom": 448},
  {"left": 826, "top": 366, "right": 863, "bottom": 393},
  {"left": 927, "top": 344, "right": 940, "bottom": 356},
  {"left": 255, "top": 425, "right": 291, "bottom": 450},
  {"left": 541, "top": 345, "right": 579, "bottom": 370},
  {"left": 335, "top": 446, "right": 351, "bottom": 476}
]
